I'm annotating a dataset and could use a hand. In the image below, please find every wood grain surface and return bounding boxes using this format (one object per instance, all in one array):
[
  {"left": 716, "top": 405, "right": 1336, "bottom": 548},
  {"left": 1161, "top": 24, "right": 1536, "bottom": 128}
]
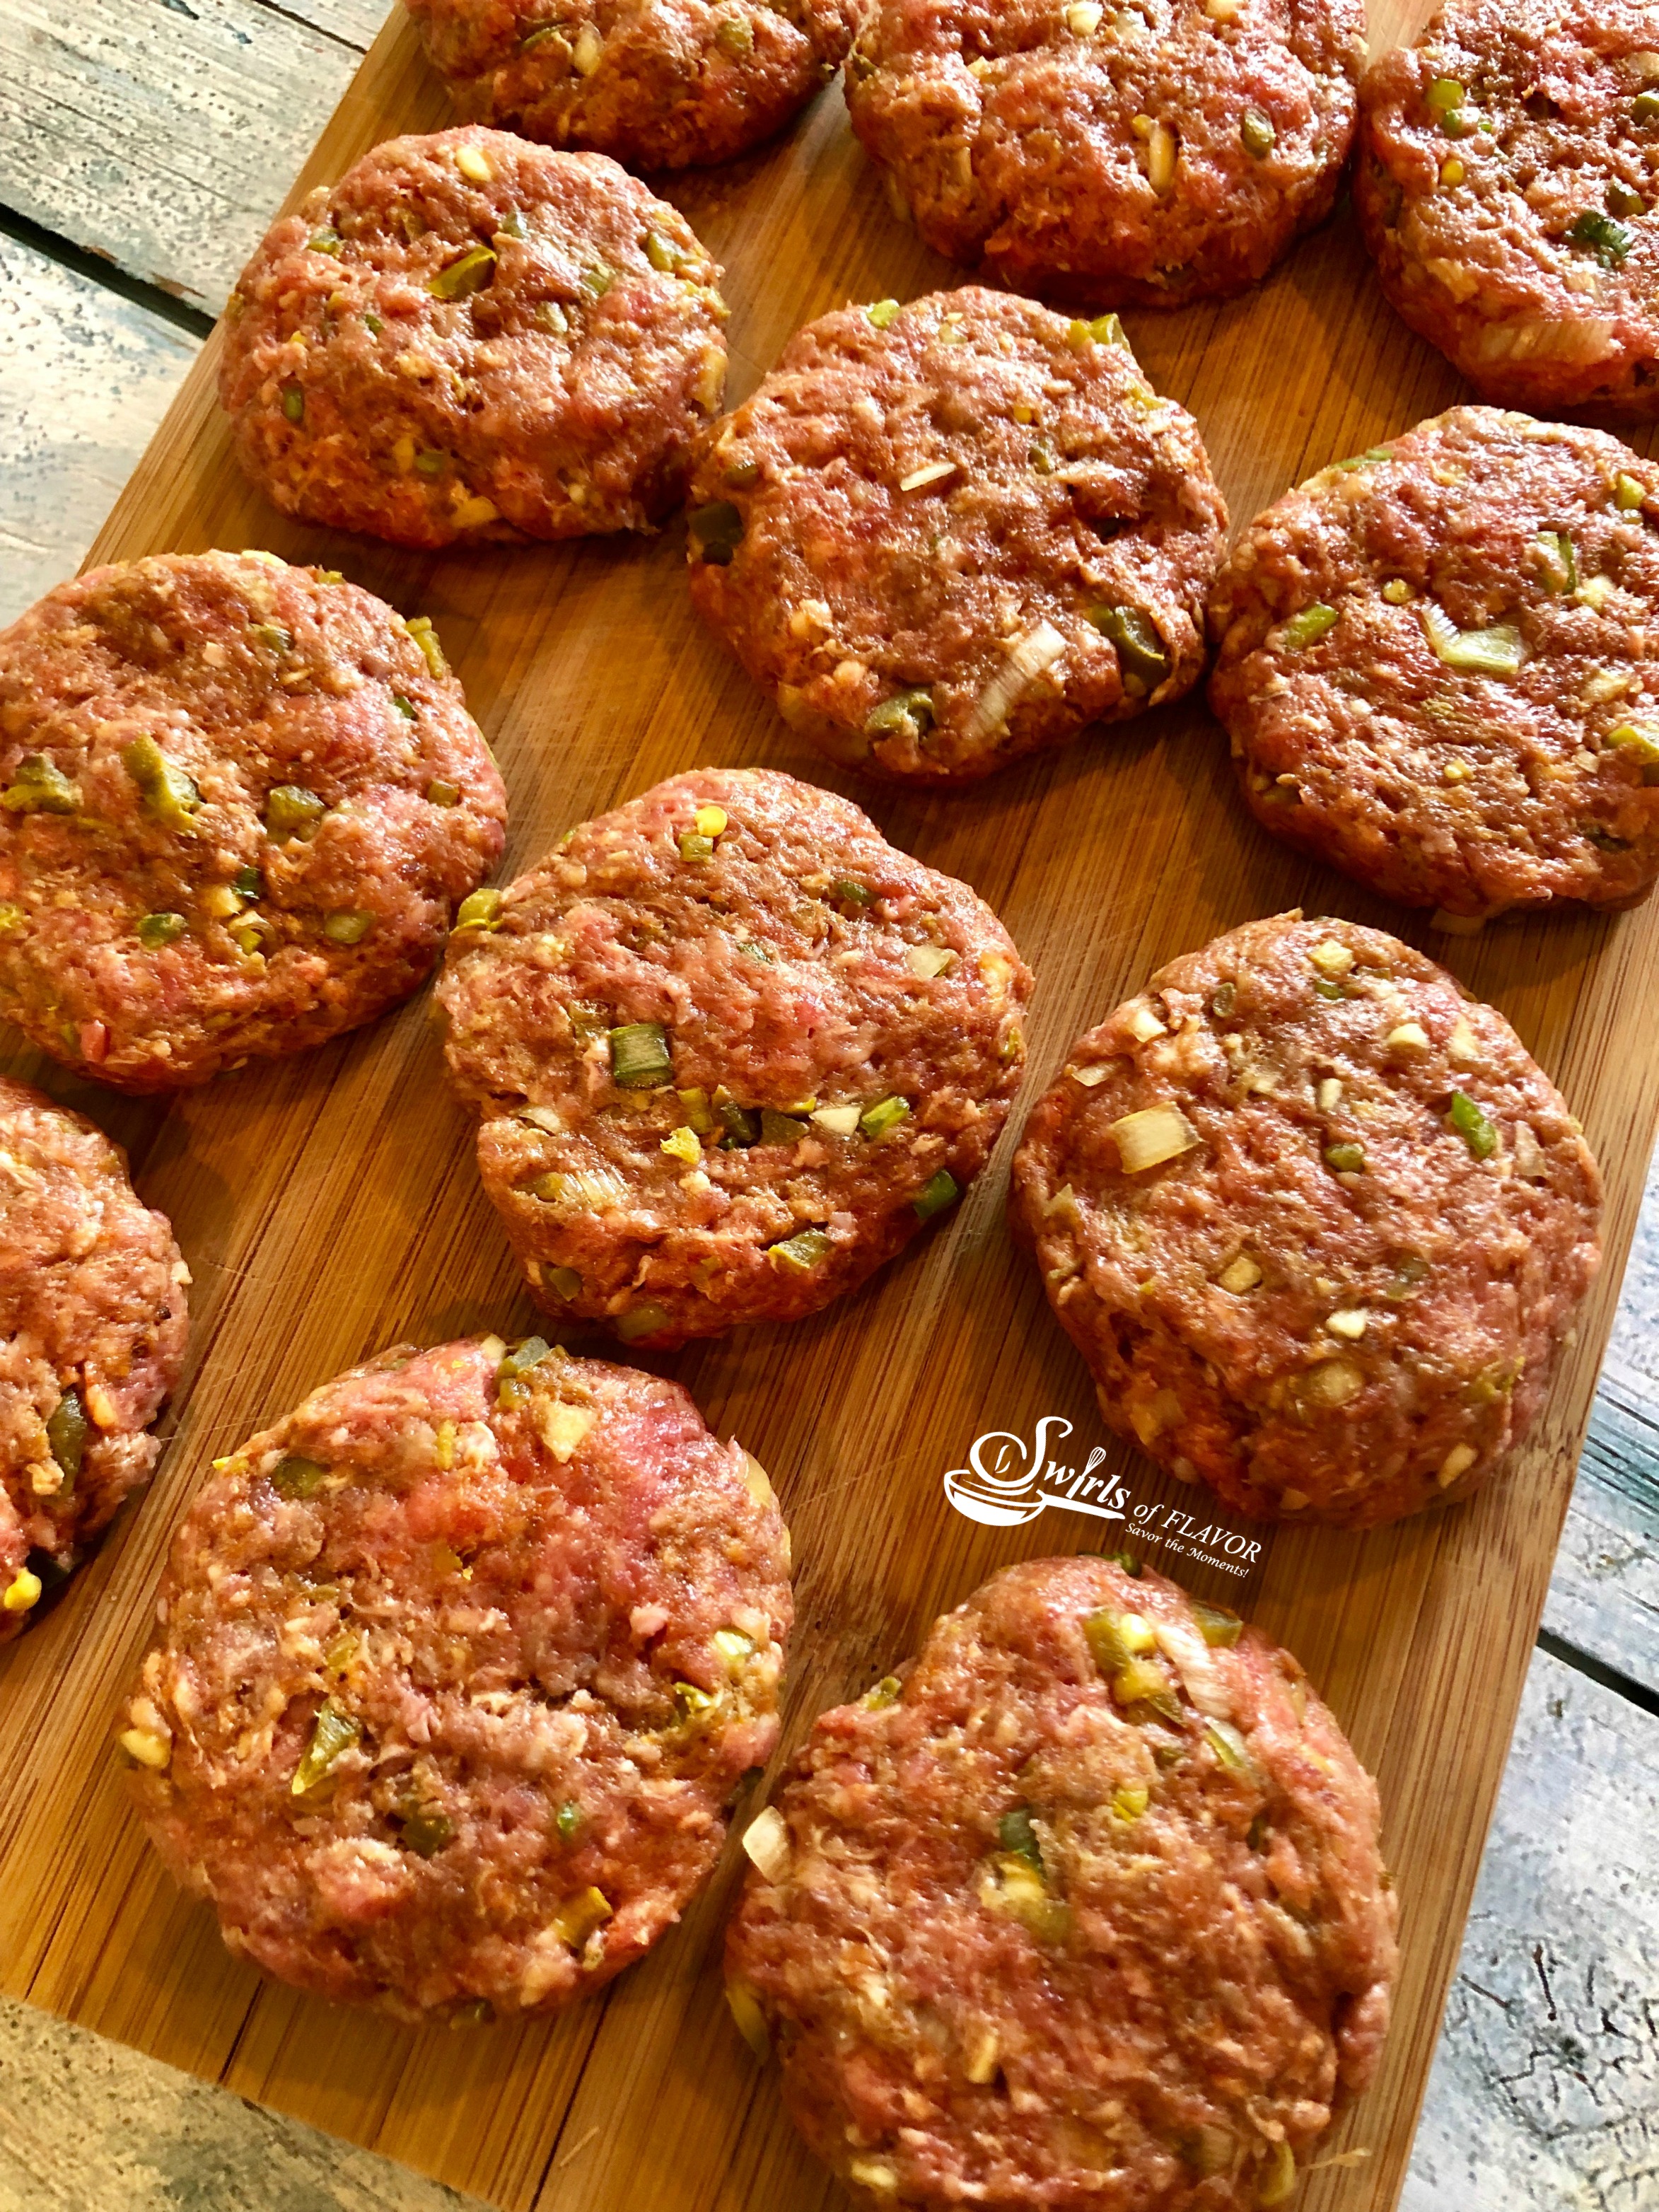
[{"left": 2, "top": 6, "right": 1658, "bottom": 2210}]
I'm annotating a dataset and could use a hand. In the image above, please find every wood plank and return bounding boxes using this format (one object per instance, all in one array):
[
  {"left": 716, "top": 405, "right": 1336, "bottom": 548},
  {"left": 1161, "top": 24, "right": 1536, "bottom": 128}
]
[
  {"left": 2, "top": 7, "right": 1659, "bottom": 2211},
  {"left": 0, "top": 0, "right": 385, "bottom": 315},
  {"left": 0, "top": 234, "right": 199, "bottom": 626},
  {"left": 1399, "top": 1646, "right": 1659, "bottom": 2212}
]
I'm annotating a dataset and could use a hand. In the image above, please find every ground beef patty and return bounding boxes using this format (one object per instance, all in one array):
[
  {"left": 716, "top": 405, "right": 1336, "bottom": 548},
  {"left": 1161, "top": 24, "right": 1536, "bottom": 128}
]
[
  {"left": 1009, "top": 912, "right": 1601, "bottom": 1529},
  {"left": 438, "top": 768, "right": 1030, "bottom": 1346},
  {"left": 404, "top": 0, "right": 856, "bottom": 170},
  {"left": 686, "top": 291, "right": 1226, "bottom": 783},
  {"left": 0, "top": 552, "right": 505, "bottom": 1093},
  {"left": 1209, "top": 407, "right": 1659, "bottom": 921},
  {"left": 123, "top": 1334, "right": 791, "bottom": 2021},
  {"left": 221, "top": 131, "right": 727, "bottom": 547},
  {"left": 843, "top": 0, "right": 1366, "bottom": 307},
  {"left": 1357, "top": 1, "right": 1659, "bottom": 414},
  {"left": 726, "top": 1554, "right": 1396, "bottom": 2212},
  {"left": 0, "top": 1079, "right": 187, "bottom": 1643}
]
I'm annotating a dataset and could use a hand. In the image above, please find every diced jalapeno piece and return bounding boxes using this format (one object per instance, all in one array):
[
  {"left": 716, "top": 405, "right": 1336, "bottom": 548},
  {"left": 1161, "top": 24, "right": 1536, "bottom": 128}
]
[
  {"left": 400, "top": 1800, "right": 453, "bottom": 1857},
  {"left": 0, "top": 904, "right": 25, "bottom": 935},
  {"left": 865, "top": 687, "right": 935, "bottom": 740},
  {"left": 715, "top": 11, "right": 752, "bottom": 52},
  {"left": 998, "top": 1805, "right": 1044, "bottom": 1871},
  {"left": 263, "top": 784, "right": 325, "bottom": 841},
  {"left": 392, "top": 693, "right": 417, "bottom": 720},
  {"left": 1426, "top": 76, "right": 1464, "bottom": 112},
  {"left": 1, "top": 753, "right": 80, "bottom": 815},
  {"left": 1568, "top": 209, "right": 1634, "bottom": 267},
  {"left": 1607, "top": 180, "right": 1645, "bottom": 219},
  {"left": 1240, "top": 108, "right": 1275, "bottom": 156},
  {"left": 407, "top": 615, "right": 449, "bottom": 677},
  {"left": 426, "top": 779, "right": 460, "bottom": 806},
  {"left": 495, "top": 206, "right": 527, "bottom": 240},
  {"left": 252, "top": 623, "right": 293, "bottom": 655},
  {"left": 136, "top": 912, "right": 187, "bottom": 949},
  {"left": 610, "top": 1020, "right": 672, "bottom": 1088},
  {"left": 861, "top": 1675, "right": 901, "bottom": 1709},
  {"left": 723, "top": 457, "right": 760, "bottom": 489},
  {"left": 1535, "top": 530, "right": 1578, "bottom": 593},
  {"left": 429, "top": 244, "right": 497, "bottom": 299},
  {"left": 677, "top": 1085, "right": 716, "bottom": 1134},
  {"left": 689, "top": 500, "right": 744, "bottom": 564},
  {"left": 661, "top": 1124, "right": 702, "bottom": 1165},
  {"left": 717, "top": 1092, "right": 761, "bottom": 1145},
  {"left": 496, "top": 1337, "right": 552, "bottom": 1407},
  {"left": 272, "top": 1454, "right": 327, "bottom": 1498},
  {"left": 769, "top": 1228, "right": 834, "bottom": 1273},
  {"left": 1091, "top": 603, "right": 1171, "bottom": 687},
  {"left": 912, "top": 1168, "right": 959, "bottom": 1220},
  {"left": 832, "top": 876, "right": 873, "bottom": 909},
  {"left": 414, "top": 448, "right": 447, "bottom": 478},
  {"left": 46, "top": 1387, "right": 88, "bottom": 1485},
  {"left": 363, "top": 310, "right": 384, "bottom": 334},
  {"left": 614, "top": 1302, "right": 670, "bottom": 1341},
  {"left": 1448, "top": 1088, "right": 1498, "bottom": 1158},
  {"left": 759, "top": 1107, "right": 807, "bottom": 1146},
  {"left": 1323, "top": 1141, "right": 1367, "bottom": 1174},
  {"left": 580, "top": 263, "right": 615, "bottom": 298},
  {"left": 1192, "top": 1599, "right": 1244, "bottom": 1646},
  {"left": 455, "top": 887, "right": 503, "bottom": 931},
  {"left": 281, "top": 384, "right": 305, "bottom": 424},
  {"left": 291, "top": 1701, "right": 361, "bottom": 1793},
  {"left": 644, "top": 230, "right": 685, "bottom": 272},
  {"left": 859, "top": 1094, "right": 910, "bottom": 1139},
  {"left": 232, "top": 864, "right": 263, "bottom": 899},
  {"left": 680, "top": 831, "right": 715, "bottom": 861},
  {"left": 123, "top": 735, "right": 202, "bottom": 830},
  {"left": 556, "top": 1799, "right": 583, "bottom": 1843},
  {"left": 1278, "top": 603, "right": 1339, "bottom": 651},
  {"left": 552, "top": 1886, "right": 612, "bottom": 1948},
  {"left": 1616, "top": 471, "right": 1647, "bottom": 510},
  {"left": 1084, "top": 1607, "right": 1153, "bottom": 1674},
  {"left": 547, "top": 1265, "right": 582, "bottom": 1300},
  {"left": 1088, "top": 311, "right": 1127, "bottom": 347},
  {"left": 1205, "top": 1716, "right": 1256, "bottom": 1775},
  {"left": 866, "top": 298, "right": 902, "bottom": 329},
  {"left": 322, "top": 910, "right": 373, "bottom": 945},
  {"left": 673, "top": 1680, "right": 721, "bottom": 1723},
  {"left": 1636, "top": 89, "right": 1659, "bottom": 122}
]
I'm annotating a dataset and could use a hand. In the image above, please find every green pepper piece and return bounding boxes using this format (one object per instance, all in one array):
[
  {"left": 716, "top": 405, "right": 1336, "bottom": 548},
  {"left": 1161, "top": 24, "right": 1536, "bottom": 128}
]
[
  {"left": 1277, "top": 603, "right": 1340, "bottom": 651},
  {"left": 291, "top": 1700, "right": 361, "bottom": 1794},
  {"left": 122, "top": 735, "right": 202, "bottom": 830},
  {"left": 865, "top": 687, "right": 935, "bottom": 740},
  {"left": 718, "top": 1096, "right": 761, "bottom": 1146},
  {"left": 912, "top": 1168, "right": 959, "bottom": 1220},
  {"left": 860, "top": 1094, "right": 910, "bottom": 1140},
  {"left": 832, "top": 877, "right": 873, "bottom": 909},
  {"left": 252, "top": 623, "right": 293, "bottom": 654},
  {"left": 768, "top": 1228, "right": 834, "bottom": 1274},
  {"left": 281, "top": 385, "right": 305, "bottom": 423},
  {"left": 400, "top": 1801, "right": 453, "bottom": 1858},
  {"left": 1, "top": 754, "right": 80, "bottom": 815},
  {"left": 1636, "top": 89, "right": 1659, "bottom": 122},
  {"left": 264, "top": 784, "right": 325, "bottom": 841},
  {"left": 557, "top": 1800, "right": 583, "bottom": 1843},
  {"left": 998, "top": 1805, "right": 1044, "bottom": 1872},
  {"left": 610, "top": 1021, "right": 672, "bottom": 1088},
  {"left": 496, "top": 1337, "right": 552, "bottom": 1404},
  {"left": 1448, "top": 1089, "right": 1498, "bottom": 1159},
  {"left": 723, "top": 458, "right": 760, "bottom": 489},
  {"left": 429, "top": 244, "right": 497, "bottom": 299},
  {"left": 454, "top": 887, "right": 503, "bottom": 931},
  {"left": 363, "top": 310, "right": 385, "bottom": 334},
  {"left": 1091, "top": 603, "right": 1171, "bottom": 687},
  {"left": 272, "top": 1454, "right": 327, "bottom": 1498},
  {"left": 46, "top": 1387, "right": 88, "bottom": 1486},
  {"left": 323, "top": 911, "right": 376, "bottom": 945},
  {"left": 1323, "top": 1141, "right": 1367, "bottom": 1174},
  {"left": 614, "top": 1302, "right": 670, "bottom": 1342},
  {"left": 1240, "top": 108, "right": 1275, "bottom": 157},
  {"left": 232, "top": 864, "right": 263, "bottom": 899},
  {"left": 689, "top": 501, "right": 744, "bottom": 564},
  {"left": 1192, "top": 1599, "right": 1243, "bottom": 1647},
  {"left": 136, "top": 912, "right": 187, "bottom": 949},
  {"left": 759, "top": 1107, "right": 808, "bottom": 1146},
  {"left": 392, "top": 693, "right": 418, "bottom": 720}
]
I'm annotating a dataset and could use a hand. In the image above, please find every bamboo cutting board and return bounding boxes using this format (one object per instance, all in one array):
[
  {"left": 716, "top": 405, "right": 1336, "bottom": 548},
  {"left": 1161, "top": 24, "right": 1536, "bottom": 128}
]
[{"left": 1, "top": 4, "right": 1655, "bottom": 2206}]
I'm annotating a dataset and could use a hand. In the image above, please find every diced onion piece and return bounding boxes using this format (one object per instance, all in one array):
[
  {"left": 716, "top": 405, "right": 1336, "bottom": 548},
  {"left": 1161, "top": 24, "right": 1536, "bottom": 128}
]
[
  {"left": 811, "top": 1103, "right": 862, "bottom": 1135},
  {"left": 1513, "top": 1121, "right": 1547, "bottom": 1180},
  {"left": 456, "top": 144, "right": 494, "bottom": 183},
  {"left": 1438, "top": 1442, "right": 1479, "bottom": 1488},
  {"left": 1110, "top": 1103, "right": 1201, "bottom": 1172},
  {"left": 1146, "top": 119, "right": 1178, "bottom": 194},
  {"left": 963, "top": 2025, "right": 1001, "bottom": 2081},
  {"left": 966, "top": 620, "right": 1067, "bottom": 740},
  {"left": 741, "top": 1805, "right": 792, "bottom": 1882},
  {"left": 726, "top": 1978, "right": 771, "bottom": 2059},
  {"left": 1124, "top": 1000, "right": 1166, "bottom": 1042},
  {"left": 1257, "top": 2140, "right": 1297, "bottom": 2207},
  {"left": 898, "top": 459, "right": 959, "bottom": 491},
  {"left": 1446, "top": 1018, "right": 1480, "bottom": 1064},
  {"left": 1327, "top": 1308, "right": 1368, "bottom": 1339},
  {"left": 1068, "top": 1062, "right": 1111, "bottom": 1087},
  {"left": 1607, "top": 721, "right": 1659, "bottom": 769},
  {"left": 1309, "top": 938, "right": 1354, "bottom": 976},
  {"left": 1431, "top": 907, "right": 1486, "bottom": 936},
  {"left": 1421, "top": 601, "right": 1525, "bottom": 677},
  {"left": 572, "top": 19, "right": 603, "bottom": 69},
  {"left": 119, "top": 1725, "right": 171, "bottom": 1769},
  {"left": 740, "top": 1449, "right": 777, "bottom": 1513},
  {"left": 1066, "top": 0, "right": 1102, "bottom": 28},
  {"left": 1302, "top": 1356, "right": 1363, "bottom": 1406},
  {"left": 1385, "top": 1021, "right": 1430, "bottom": 1052},
  {"left": 1218, "top": 1252, "right": 1262, "bottom": 1293},
  {"left": 907, "top": 943, "right": 955, "bottom": 978}
]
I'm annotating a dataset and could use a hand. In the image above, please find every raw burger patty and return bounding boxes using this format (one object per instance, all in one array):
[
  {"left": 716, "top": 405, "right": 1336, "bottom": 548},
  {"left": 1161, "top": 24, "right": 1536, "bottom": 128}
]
[
  {"left": 686, "top": 290, "right": 1226, "bottom": 783},
  {"left": 844, "top": 0, "right": 1366, "bottom": 306},
  {"left": 404, "top": 0, "right": 856, "bottom": 170},
  {"left": 726, "top": 1554, "right": 1397, "bottom": 2212},
  {"left": 1208, "top": 407, "right": 1659, "bottom": 921},
  {"left": 438, "top": 767, "right": 1031, "bottom": 1346},
  {"left": 0, "top": 552, "right": 506, "bottom": 1092},
  {"left": 1009, "top": 911, "right": 1601, "bottom": 1529},
  {"left": 124, "top": 1335, "right": 792, "bottom": 2022},
  {"left": 1357, "top": 0, "right": 1659, "bottom": 414},
  {"left": 221, "top": 129, "right": 728, "bottom": 546},
  {"left": 0, "top": 1078, "right": 187, "bottom": 1642}
]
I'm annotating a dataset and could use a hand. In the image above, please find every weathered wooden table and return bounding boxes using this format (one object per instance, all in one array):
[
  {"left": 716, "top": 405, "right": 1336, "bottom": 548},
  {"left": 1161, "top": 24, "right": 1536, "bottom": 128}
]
[{"left": 0, "top": 3, "right": 1655, "bottom": 2206}]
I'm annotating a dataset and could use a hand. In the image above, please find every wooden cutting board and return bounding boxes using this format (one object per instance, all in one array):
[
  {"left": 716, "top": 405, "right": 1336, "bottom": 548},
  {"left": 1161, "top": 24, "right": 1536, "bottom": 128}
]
[{"left": 1, "top": 5, "right": 1653, "bottom": 2206}]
